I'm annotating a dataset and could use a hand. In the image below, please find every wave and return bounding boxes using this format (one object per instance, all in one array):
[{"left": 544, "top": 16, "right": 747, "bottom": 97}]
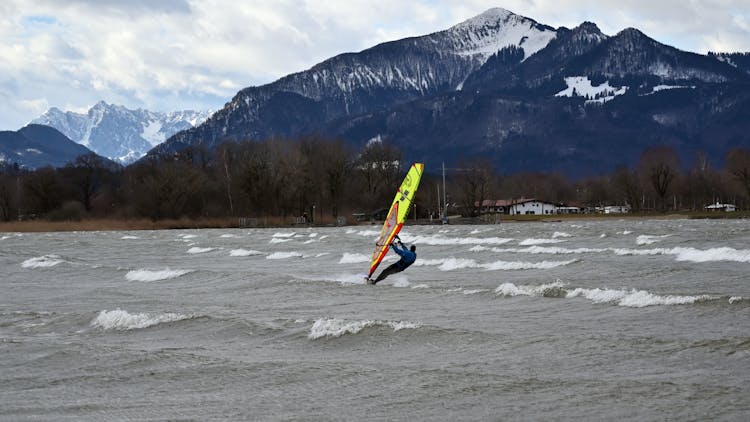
[
  {"left": 567, "top": 288, "right": 715, "bottom": 308},
  {"left": 266, "top": 251, "right": 303, "bottom": 260},
  {"left": 345, "top": 229, "right": 381, "bottom": 237},
  {"left": 91, "top": 309, "right": 196, "bottom": 331},
  {"left": 21, "top": 255, "right": 65, "bottom": 268},
  {"left": 552, "top": 232, "right": 572, "bottom": 238},
  {"left": 187, "top": 247, "right": 215, "bottom": 254},
  {"left": 272, "top": 232, "right": 296, "bottom": 238},
  {"left": 230, "top": 249, "right": 262, "bottom": 257},
  {"left": 519, "top": 238, "right": 565, "bottom": 246},
  {"left": 121, "top": 235, "right": 139, "bottom": 239},
  {"left": 339, "top": 253, "right": 369, "bottom": 264},
  {"left": 414, "top": 257, "right": 577, "bottom": 271},
  {"left": 308, "top": 318, "right": 421, "bottom": 340},
  {"left": 125, "top": 268, "right": 193, "bottom": 282},
  {"left": 178, "top": 234, "right": 198, "bottom": 239},
  {"left": 492, "top": 246, "right": 608, "bottom": 255},
  {"left": 409, "top": 234, "right": 514, "bottom": 246},
  {"left": 269, "top": 238, "right": 292, "bottom": 244},
  {"left": 636, "top": 234, "right": 670, "bottom": 245},
  {"left": 613, "top": 246, "right": 750, "bottom": 263},
  {"left": 494, "top": 281, "right": 720, "bottom": 307}
]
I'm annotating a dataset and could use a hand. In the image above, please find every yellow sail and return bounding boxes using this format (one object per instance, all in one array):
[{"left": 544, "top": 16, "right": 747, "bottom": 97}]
[{"left": 368, "top": 163, "right": 424, "bottom": 278}]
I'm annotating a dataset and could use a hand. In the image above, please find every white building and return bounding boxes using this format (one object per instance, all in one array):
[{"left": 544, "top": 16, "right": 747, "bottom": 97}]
[
  {"left": 604, "top": 205, "right": 631, "bottom": 214},
  {"left": 705, "top": 202, "right": 736, "bottom": 212},
  {"left": 508, "top": 199, "right": 558, "bottom": 215}
]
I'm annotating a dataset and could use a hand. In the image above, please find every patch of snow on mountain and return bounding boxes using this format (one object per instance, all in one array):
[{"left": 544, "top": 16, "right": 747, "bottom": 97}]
[
  {"left": 142, "top": 119, "right": 164, "bottom": 147},
  {"left": 555, "top": 76, "right": 628, "bottom": 104}
]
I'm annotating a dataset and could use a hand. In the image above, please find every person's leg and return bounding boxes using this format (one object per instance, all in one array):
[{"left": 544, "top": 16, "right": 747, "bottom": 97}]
[{"left": 373, "top": 263, "right": 401, "bottom": 284}]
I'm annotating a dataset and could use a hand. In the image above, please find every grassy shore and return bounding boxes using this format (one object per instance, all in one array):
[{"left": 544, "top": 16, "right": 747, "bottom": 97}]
[{"left": 0, "top": 212, "right": 747, "bottom": 233}]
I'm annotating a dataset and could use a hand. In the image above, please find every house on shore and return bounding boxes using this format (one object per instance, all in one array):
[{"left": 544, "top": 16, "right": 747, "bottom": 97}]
[{"left": 705, "top": 202, "right": 736, "bottom": 212}]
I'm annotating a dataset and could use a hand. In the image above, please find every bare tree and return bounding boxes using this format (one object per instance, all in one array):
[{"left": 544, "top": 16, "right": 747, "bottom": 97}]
[
  {"left": 457, "top": 157, "right": 494, "bottom": 217},
  {"left": 638, "top": 147, "right": 680, "bottom": 212},
  {"left": 726, "top": 148, "right": 750, "bottom": 206}
]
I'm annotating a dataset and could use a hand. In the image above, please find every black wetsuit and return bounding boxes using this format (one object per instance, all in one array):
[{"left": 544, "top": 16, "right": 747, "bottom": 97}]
[{"left": 372, "top": 242, "right": 416, "bottom": 284}]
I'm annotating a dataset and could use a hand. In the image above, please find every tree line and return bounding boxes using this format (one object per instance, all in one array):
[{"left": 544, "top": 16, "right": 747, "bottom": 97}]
[{"left": 1, "top": 138, "right": 750, "bottom": 223}]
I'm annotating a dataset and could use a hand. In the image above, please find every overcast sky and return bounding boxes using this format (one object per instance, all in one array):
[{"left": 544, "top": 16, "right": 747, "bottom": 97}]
[{"left": 1, "top": 0, "right": 749, "bottom": 130}]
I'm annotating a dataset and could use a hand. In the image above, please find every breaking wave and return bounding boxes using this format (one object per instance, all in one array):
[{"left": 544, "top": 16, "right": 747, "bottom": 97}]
[
  {"left": 187, "top": 247, "right": 215, "bottom": 254},
  {"left": 567, "top": 288, "right": 715, "bottom": 307},
  {"left": 519, "top": 238, "right": 565, "bottom": 246},
  {"left": 272, "top": 232, "right": 296, "bottom": 238},
  {"left": 339, "top": 253, "right": 369, "bottom": 264},
  {"left": 22, "top": 255, "right": 65, "bottom": 268},
  {"left": 636, "top": 234, "right": 671, "bottom": 245},
  {"left": 267, "top": 251, "right": 303, "bottom": 260},
  {"left": 408, "top": 234, "right": 514, "bottom": 246},
  {"left": 121, "top": 235, "right": 139, "bottom": 239},
  {"left": 91, "top": 309, "right": 196, "bottom": 331},
  {"left": 613, "top": 246, "right": 750, "bottom": 263},
  {"left": 494, "top": 281, "right": 721, "bottom": 307},
  {"left": 415, "top": 257, "right": 577, "bottom": 271},
  {"left": 125, "top": 268, "right": 193, "bottom": 282},
  {"left": 230, "top": 249, "right": 262, "bottom": 257},
  {"left": 308, "top": 318, "right": 421, "bottom": 339}
]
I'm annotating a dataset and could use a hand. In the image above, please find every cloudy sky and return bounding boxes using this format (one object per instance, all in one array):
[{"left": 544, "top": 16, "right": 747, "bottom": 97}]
[{"left": 1, "top": 0, "right": 748, "bottom": 130}]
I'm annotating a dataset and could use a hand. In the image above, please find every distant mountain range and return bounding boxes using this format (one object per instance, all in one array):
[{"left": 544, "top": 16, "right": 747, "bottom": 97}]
[
  {"left": 32, "top": 102, "right": 211, "bottom": 164},
  {"left": 6, "top": 8, "right": 750, "bottom": 176},
  {"left": 148, "top": 7, "right": 750, "bottom": 177},
  {"left": 0, "top": 125, "right": 98, "bottom": 169}
]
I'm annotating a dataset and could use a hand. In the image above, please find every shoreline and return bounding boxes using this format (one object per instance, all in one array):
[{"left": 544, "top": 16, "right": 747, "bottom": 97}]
[{"left": 0, "top": 212, "right": 747, "bottom": 233}]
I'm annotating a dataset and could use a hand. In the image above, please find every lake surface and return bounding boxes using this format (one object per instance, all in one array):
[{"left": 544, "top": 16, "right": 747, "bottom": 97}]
[{"left": 1, "top": 219, "right": 749, "bottom": 420}]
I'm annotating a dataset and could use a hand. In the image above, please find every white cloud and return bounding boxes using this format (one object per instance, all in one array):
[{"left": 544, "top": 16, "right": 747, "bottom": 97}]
[{"left": 1, "top": 0, "right": 748, "bottom": 130}]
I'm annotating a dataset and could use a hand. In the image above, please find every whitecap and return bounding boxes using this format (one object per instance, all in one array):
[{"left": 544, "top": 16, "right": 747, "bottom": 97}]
[
  {"left": 636, "top": 234, "right": 670, "bottom": 245},
  {"left": 187, "top": 247, "right": 215, "bottom": 254},
  {"left": 495, "top": 281, "right": 567, "bottom": 297},
  {"left": 178, "top": 234, "right": 198, "bottom": 239},
  {"left": 566, "top": 287, "right": 714, "bottom": 307},
  {"left": 269, "top": 238, "right": 292, "bottom": 244},
  {"left": 266, "top": 251, "right": 303, "bottom": 260},
  {"left": 409, "top": 234, "right": 513, "bottom": 246},
  {"left": 339, "top": 253, "right": 369, "bottom": 264},
  {"left": 22, "top": 255, "right": 64, "bottom": 268},
  {"left": 220, "top": 234, "right": 240, "bottom": 238},
  {"left": 519, "top": 238, "right": 564, "bottom": 246},
  {"left": 416, "top": 257, "right": 576, "bottom": 271},
  {"left": 230, "top": 249, "right": 262, "bottom": 257},
  {"left": 308, "top": 318, "right": 421, "bottom": 339},
  {"left": 125, "top": 268, "right": 192, "bottom": 282},
  {"left": 552, "top": 232, "right": 572, "bottom": 238},
  {"left": 272, "top": 232, "right": 296, "bottom": 238},
  {"left": 729, "top": 296, "right": 743, "bottom": 304},
  {"left": 91, "top": 309, "right": 194, "bottom": 330},
  {"left": 121, "top": 235, "right": 139, "bottom": 239}
]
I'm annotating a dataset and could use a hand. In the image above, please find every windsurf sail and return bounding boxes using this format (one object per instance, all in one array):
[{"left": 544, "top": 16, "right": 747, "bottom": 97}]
[{"left": 367, "top": 162, "right": 424, "bottom": 279}]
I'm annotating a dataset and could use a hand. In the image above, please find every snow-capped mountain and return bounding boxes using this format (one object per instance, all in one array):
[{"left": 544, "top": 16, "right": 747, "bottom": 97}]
[
  {"left": 146, "top": 7, "right": 750, "bottom": 177},
  {"left": 152, "top": 7, "right": 557, "bottom": 156},
  {"left": 32, "top": 102, "right": 211, "bottom": 164}
]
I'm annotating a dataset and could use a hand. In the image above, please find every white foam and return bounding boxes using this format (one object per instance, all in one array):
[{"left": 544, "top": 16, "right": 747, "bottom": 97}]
[
  {"left": 220, "top": 234, "right": 240, "bottom": 238},
  {"left": 567, "top": 287, "right": 714, "bottom": 307},
  {"left": 266, "top": 251, "right": 303, "bottom": 260},
  {"left": 178, "top": 234, "right": 198, "bottom": 239},
  {"left": 519, "top": 238, "right": 564, "bottom": 246},
  {"left": 339, "top": 253, "right": 370, "bottom": 264},
  {"left": 410, "top": 234, "right": 513, "bottom": 246},
  {"left": 552, "top": 232, "right": 572, "bottom": 238},
  {"left": 269, "top": 238, "right": 292, "bottom": 244},
  {"left": 416, "top": 257, "right": 577, "bottom": 271},
  {"left": 613, "top": 246, "right": 750, "bottom": 263},
  {"left": 91, "top": 309, "right": 194, "bottom": 330},
  {"left": 729, "top": 296, "right": 743, "bottom": 304},
  {"left": 272, "top": 232, "right": 296, "bottom": 238},
  {"left": 495, "top": 281, "right": 566, "bottom": 297},
  {"left": 229, "top": 249, "right": 261, "bottom": 257},
  {"left": 121, "top": 235, "right": 139, "bottom": 239},
  {"left": 493, "top": 246, "right": 607, "bottom": 254},
  {"left": 469, "top": 245, "right": 489, "bottom": 252},
  {"left": 22, "top": 255, "right": 64, "bottom": 268},
  {"left": 125, "top": 268, "right": 192, "bottom": 282},
  {"left": 187, "top": 247, "right": 215, "bottom": 254},
  {"left": 636, "top": 234, "right": 670, "bottom": 245},
  {"left": 308, "top": 318, "right": 421, "bottom": 339}
]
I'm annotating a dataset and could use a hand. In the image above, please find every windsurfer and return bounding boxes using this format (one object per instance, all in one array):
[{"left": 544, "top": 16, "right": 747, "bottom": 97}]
[{"left": 369, "top": 236, "right": 416, "bottom": 284}]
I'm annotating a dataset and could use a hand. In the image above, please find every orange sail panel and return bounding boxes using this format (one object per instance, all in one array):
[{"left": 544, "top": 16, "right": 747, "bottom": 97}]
[{"left": 367, "top": 163, "right": 424, "bottom": 278}]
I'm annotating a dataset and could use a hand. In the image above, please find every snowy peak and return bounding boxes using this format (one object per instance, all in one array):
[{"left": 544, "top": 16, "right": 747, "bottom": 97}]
[
  {"left": 32, "top": 102, "right": 211, "bottom": 164},
  {"left": 445, "top": 8, "right": 557, "bottom": 61}
]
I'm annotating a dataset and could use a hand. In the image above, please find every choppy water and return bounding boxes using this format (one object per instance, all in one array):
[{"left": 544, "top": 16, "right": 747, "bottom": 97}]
[{"left": 2, "top": 219, "right": 749, "bottom": 421}]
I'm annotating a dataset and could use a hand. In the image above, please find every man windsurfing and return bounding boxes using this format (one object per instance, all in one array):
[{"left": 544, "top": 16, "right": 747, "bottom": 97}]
[{"left": 368, "top": 235, "right": 416, "bottom": 284}]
